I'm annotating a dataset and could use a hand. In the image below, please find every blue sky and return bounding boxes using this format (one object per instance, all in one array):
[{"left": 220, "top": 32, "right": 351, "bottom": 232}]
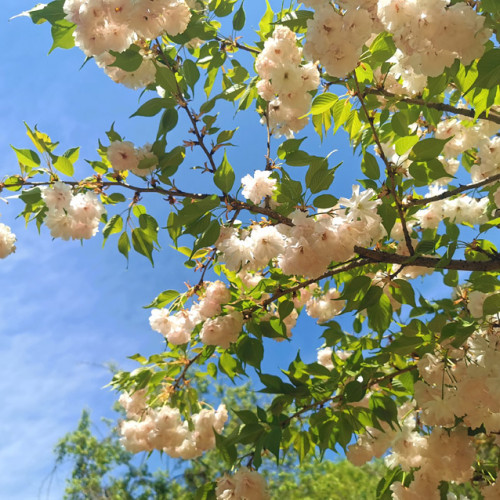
[{"left": 0, "top": 1, "right": 448, "bottom": 498}]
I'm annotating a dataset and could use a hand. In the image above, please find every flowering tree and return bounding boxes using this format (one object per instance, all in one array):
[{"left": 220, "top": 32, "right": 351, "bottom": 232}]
[{"left": 2, "top": 0, "right": 500, "bottom": 498}]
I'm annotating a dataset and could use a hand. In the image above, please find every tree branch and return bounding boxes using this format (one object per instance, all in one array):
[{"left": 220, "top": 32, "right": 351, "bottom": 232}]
[
  {"left": 10, "top": 178, "right": 294, "bottom": 226},
  {"left": 405, "top": 172, "right": 500, "bottom": 207},
  {"left": 245, "top": 258, "right": 372, "bottom": 318},
  {"left": 354, "top": 246, "right": 500, "bottom": 272},
  {"left": 365, "top": 87, "right": 500, "bottom": 125}
]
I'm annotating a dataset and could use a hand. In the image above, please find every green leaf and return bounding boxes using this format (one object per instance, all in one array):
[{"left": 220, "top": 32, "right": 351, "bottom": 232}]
[
  {"left": 49, "top": 19, "right": 75, "bottom": 53},
  {"left": 27, "top": 0, "right": 66, "bottom": 25},
  {"left": 409, "top": 138, "right": 449, "bottom": 162},
  {"left": 108, "top": 47, "right": 143, "bottom": 72},
  {"left": 378, "top": 199, "right": 397, "bottom": 237},
  {"left": 367, "top": 294, "right": 392, "bottom": 334},
  {"left": 103, "top": 215, "right": 123, "bottom": 239},
  {"left": 474, "top": 49, "right": 500, "bottom": 89},
  {"left": 391, "top": 113, "right": 409, "bottom": 137},
  {"left": 216, "top": 129, "right": 237, "bottom": 145},
  {"left": 144, "top": 290, "right": 180, "bottom": 309},
  {"left": 214, "top": 151, "right": 235, "bottom": 193},
  {"left": 332, "top": 99, "right": 351, "bottom": 134},
  {"left": 156, "top": 66, "right": 179, "bottom": 95},
  {"left": 394, "top": 135, "right": 419, "bottom": 156},
  {"left": 233, "top": 2, "right": 246, "bottom": 31},
  {"left": 344, "top": 381, "right": 365, "bottom": 403},
  {"left": 305, "top": 159, "right": 335, "bottom": 194},
  {"left": 368, "top": 32, "right": 396, "bottom": 66},
  {"left": 118, "top": 232, "right": 130, "bottom": 259},
  {"left": 313, "top": 194, "right": 337, "bottom": 209},
  {"left": 11, "top": 147, "right": 41, "bottom": 168},
  {"left": 263, "top": 426, "right": 281, "bottom": 463},
  {"left": 157, "top": 108, "right": 179, "bottom": 136},
  {"left": 258, "top": 0, "right": 274, "bottom": 39},
  {"left": 311, "top": 93, "right": 338, "bottom": 115},
  {"left": 391, "top": 279, "right": 416, "bottom": 307},
  {"left": 183, "top": 59, "right": 200, "bottom": 92},
  {"left": 132, "top": 228, "right": 154, "bottom": 264},
  {"left": 131, "top": 98, "right": 169, "bottom": 118},
  {"left": 361, "top": 152, "right": 380, "bottom": 180},
  {"left": 278, "top": 300, "right": 295, "bottom": 320},
  {"left": 53, "top": 156, "right": 74, "bottom": 176},
  {"left": 194, "top": 220, "right": 221, "bottom": 250},
  {"left": 483, "top": 293, "right": 500, "bottom": 316},
  {"left": 19, "top": 188, "right": 42, "bottom": 204},
  {"left": 219, "top": 352, "right": 238, "bottom": 380},
  {"left": 139, "top": 214, "right": 159, "bottom": 243},
  {"left": 236, "top": 336, "right": 263, "bottom": 368}
]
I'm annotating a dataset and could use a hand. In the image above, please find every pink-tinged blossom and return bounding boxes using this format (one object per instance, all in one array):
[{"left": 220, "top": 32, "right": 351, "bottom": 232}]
[
  {"left": 216, "top": 468, "right": 270, "bottom": 500},
  {"left": 107, "top": 140, "right": 140, "bottom": 172},
  {"left": 43, "top": 187, "right": 105, "bottom": 241},
  {"left": 199, "top": 311, "right": 243, "bottom": 348},
  {"left": 241, "top": 170, "right": 277, "bottom": 204},
  {"left": 41, "top": 181, "right": 72, "bottom": 211},
  {"left": 119, "top": 400, "right": 228, "bottom": 459},
  {"left": 317, "top": 347, "right": 334, "bottom": 370},
  {"left": 0, "top": 223, "right": 16, "bottom": 259},
  {"left": 306, "top": 288, "right": 345, "bottom": 324}
]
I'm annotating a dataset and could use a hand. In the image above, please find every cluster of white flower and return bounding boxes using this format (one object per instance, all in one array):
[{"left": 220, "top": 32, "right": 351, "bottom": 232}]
[
  {"left": 42, "top": 182, "right": 105, "bottom": 240},
  {"left": 63, "top": 0, "right": 191, "bottom": 87},
  {"left": 347, "top": 326, "right": 500, "bottom": 498},
  {"left": 389, "top": 427, "right": 475, "bottom": 500},
  {"left": 304, "top": 287, "right": 344, "bottom": 324},
  {"left": 119, "top": 391, "right": 228, "bottom": 459},
  {"left": 216, "top": 467, "right": 270, "bottom": 500},
  {"left": 415, "top": 186, "right": 488, "bottom": 230},
  {"left": 435, "top": 118, "right": 498, "bottom": 161},
  {"left": 474, "top": 136, "right": 500, "bottom": 183},
  {"left": 241, "top": 170, "right": 277, "bottom": 205},
  {"left": 347, "top": 400, "right": 476, "bottom": 499},
  {"left": 107, "top": 140, "right": 158, "bottom": 176},
  {"left": 255, "top": 26, "right": 320, "bottom": 138},
  {"left": 95, "top": 51, "right": 156, "bottom": 89},
  {"left": 382, "top": 50, "right": 427, "bottom": 96},
  {"left": 0, "top": 223, "right": 16, "bottom": 259},
  {"left": 64, "top": 0, "right": 191, "bottom": 57},
  {"left": 377, "top": 0, "right": 491, "bottom": 77},
  {"left": 218, "top": 186, "right": 384, "bottom": 278},
  {"left": 347, "top": 401, "right": 417, "bottom": 466},
  {"left": 415, "top": 328, "right": 500, "bottom": 433},
  {"left": 304, "top": 1, "right": 378, "bottom": 78},
  {"left": 149, "top": 281, "right": 242, "bottom": 347},
  {"left": 303, "top": 0, "right": 489, "bottom": 81}
]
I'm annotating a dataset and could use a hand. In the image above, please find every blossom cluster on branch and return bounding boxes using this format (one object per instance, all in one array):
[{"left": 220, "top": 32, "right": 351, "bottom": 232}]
[{"left": 3, "top": 0, "right": 500, "bottom": 498}]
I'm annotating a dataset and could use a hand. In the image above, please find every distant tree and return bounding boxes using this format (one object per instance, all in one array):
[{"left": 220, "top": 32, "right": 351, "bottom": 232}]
[{"left": 53, "top": 383, "right": 385, "bottom": 499}]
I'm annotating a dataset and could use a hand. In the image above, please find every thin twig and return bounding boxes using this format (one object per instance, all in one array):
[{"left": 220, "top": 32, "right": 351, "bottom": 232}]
[
  {"left": 215, "top": 34, "right": 261, "bottom": 55},
  {"left": 172, "top": 352, "right": 204, "bottom": 392},
  {"left": 365, "top": 87, "right": 500, "bottom": 125},
  {"left": 8, "top": 178, "right": 294, "bottom": 226},
  {"left": 281, "top": 365, "right": 418, "bottom": 428},
  {"left": 353, "top": 73, "right": 414, "bottom": 255}
]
